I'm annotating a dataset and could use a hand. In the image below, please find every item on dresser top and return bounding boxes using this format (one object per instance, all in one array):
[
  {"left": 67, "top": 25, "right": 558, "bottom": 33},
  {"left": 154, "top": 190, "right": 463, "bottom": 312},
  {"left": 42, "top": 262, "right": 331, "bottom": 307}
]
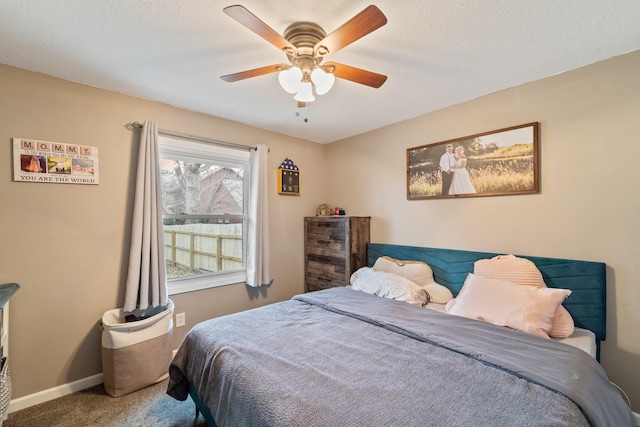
[{"left": 315, "top": 204, "right": 334, "bottom": 216}]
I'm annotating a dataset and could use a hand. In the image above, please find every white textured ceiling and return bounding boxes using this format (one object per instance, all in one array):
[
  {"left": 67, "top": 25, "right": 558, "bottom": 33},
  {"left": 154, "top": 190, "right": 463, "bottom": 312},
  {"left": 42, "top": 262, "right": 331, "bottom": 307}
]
[{"left": 1, "top": 1, "right": 640, "bottom": 143}]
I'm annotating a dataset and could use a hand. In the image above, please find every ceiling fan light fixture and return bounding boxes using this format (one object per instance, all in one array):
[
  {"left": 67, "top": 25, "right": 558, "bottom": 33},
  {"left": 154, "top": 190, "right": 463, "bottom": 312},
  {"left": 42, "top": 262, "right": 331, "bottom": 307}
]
[
  {"left": 294, "top": 81, "right": 315, "bottom": 103},
  {"left": 311, "top": 67, "right": 335, "bottom": 95},
  {"left": 278, "top": 66, "right": 303, "bottom": 94},
  {"left": 223, "top": 5, "right": 388, "bottom": 107}
]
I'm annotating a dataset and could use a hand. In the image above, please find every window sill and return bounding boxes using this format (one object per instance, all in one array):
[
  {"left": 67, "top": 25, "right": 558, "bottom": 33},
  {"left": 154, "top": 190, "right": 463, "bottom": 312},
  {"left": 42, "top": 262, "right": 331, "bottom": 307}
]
[{"left": 168, "top": 271, "right": 247, "bottom": 295}]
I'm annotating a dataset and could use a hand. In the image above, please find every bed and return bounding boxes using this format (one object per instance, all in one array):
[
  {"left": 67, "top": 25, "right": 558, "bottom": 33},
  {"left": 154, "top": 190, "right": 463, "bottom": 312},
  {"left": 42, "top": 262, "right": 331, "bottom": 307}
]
[{"left": 167, "top": 243, "right": 635, "bottom": 426}]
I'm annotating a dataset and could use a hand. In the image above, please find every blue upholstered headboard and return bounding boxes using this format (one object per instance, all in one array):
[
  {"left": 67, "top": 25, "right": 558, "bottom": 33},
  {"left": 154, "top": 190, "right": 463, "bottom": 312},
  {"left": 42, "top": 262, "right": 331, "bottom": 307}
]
[{"left": 367, "top": 244, "right": 607, "bottom": 344}]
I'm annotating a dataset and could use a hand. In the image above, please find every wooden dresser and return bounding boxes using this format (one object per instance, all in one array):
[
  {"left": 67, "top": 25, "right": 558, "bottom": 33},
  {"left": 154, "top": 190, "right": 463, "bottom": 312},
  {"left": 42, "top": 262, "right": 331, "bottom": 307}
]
[{"left": 304, "top": 216, "right": 370, "bottom": 292}]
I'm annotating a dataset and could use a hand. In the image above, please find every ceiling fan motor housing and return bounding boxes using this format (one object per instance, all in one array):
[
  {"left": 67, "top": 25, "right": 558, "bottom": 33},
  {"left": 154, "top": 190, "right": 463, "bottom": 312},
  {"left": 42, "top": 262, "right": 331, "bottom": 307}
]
[{"left": 283, "top": 22, "right": 329, "bottom": 78}]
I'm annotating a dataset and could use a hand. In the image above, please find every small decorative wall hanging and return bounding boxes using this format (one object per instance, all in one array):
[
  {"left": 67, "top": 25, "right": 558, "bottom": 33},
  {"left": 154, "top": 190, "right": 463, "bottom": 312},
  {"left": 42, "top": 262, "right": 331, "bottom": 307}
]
[
  {"left": 13, "top": 138, "right": 99, "bottom": 185},
  {"left": 277, "top": 157, "right": 300, "bottom": 195}
]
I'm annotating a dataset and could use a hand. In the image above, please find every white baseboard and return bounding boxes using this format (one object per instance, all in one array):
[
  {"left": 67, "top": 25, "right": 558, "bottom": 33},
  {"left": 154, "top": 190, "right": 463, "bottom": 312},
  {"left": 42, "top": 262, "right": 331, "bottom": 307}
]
[
  {"left": 635, "top": 411, "right": 640, "bottom": 426},
  {"left": 7, "top": 373, "right": 104, "bottom": 414}
]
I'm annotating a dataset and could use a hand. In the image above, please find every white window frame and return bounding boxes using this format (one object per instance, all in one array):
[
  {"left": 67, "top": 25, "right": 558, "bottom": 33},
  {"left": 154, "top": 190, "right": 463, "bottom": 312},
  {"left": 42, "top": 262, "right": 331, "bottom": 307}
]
[{"left": 158, "top": 136, "right": 251, "bottom": 295}]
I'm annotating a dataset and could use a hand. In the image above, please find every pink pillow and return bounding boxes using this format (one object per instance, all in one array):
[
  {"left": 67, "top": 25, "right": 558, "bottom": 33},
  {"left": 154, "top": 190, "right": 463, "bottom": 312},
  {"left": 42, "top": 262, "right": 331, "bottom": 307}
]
[
  {"left": 446, "top": 274, "right": 572, "bottom": 339},
  {"left": 474, "top": 255, "right": 574, "bottom": 338}
]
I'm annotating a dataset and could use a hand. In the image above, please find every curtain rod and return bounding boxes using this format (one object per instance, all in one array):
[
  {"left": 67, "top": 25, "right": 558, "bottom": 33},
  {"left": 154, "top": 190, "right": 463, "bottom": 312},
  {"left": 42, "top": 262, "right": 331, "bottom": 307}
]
[{"left": 126, "top": 121, "right": 257, "bottom": 151}]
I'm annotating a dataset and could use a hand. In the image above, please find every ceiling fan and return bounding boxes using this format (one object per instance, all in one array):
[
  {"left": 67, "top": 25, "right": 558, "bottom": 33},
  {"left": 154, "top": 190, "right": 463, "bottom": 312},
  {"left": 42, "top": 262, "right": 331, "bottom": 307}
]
[{"left": 220, "top": 4, "right": 388, "bottom": 105}]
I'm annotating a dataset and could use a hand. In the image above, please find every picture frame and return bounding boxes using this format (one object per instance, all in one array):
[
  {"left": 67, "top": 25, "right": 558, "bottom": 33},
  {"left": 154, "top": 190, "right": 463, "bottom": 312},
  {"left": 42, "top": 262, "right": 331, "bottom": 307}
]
[
  {"left": 277, "top": 168, "right": 300, "bottom": 195},
  {"left": 407, "top": 122, "right": 539, "bottom": 200}
]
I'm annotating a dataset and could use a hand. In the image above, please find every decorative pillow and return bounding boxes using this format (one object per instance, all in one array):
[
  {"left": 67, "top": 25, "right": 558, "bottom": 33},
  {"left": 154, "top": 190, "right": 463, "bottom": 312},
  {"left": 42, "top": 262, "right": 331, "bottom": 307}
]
[
  {"left": 474, "top": 255, "right": 574, "bottom": 338},
  {"left": 474, "top": 255, "right": 544, "bottom": 285},
  {"left": 422, "top": 283, "right": 454, "bottom": 304},
  {"left": 372, "top": 256, "right": 454, "bottom": 304},
  {"left": 446, "top": 274, "right": 571, "bottom": 339},
  {"left": 372, "top": 256, "right": 436, "bottom": 286},
  {"left": 350, "top": 267, "right": 430, "bottom": 307}
]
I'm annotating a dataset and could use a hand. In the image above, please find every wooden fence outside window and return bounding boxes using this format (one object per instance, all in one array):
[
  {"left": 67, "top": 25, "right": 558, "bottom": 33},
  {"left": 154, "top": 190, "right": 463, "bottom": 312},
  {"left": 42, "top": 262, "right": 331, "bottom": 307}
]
[{"left": 163, "top": 224, "right": 243, "bottom": 276}]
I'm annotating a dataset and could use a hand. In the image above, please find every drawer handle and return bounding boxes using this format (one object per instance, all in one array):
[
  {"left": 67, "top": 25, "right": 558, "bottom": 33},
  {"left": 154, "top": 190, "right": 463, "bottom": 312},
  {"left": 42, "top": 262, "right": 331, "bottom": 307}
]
[
  {"left": 316, "top": 240, "right": 331, "bottom": 245},
  {"left": 317, "top": 277, "right": 331, "bottom": 282}
]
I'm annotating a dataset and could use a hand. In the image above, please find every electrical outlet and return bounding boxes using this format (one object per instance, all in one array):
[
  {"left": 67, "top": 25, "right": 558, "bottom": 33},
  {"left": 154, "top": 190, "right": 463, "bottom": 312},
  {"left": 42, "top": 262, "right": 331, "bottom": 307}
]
[{"left": 176, "top": 312, "right": 186, "bottom": 328}]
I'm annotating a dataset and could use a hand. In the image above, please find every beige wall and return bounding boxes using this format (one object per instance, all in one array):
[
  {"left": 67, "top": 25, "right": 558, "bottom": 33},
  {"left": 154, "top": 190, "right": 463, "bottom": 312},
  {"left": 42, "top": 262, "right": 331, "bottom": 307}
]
[
  {"left": 2, "top": 49, "right": 639, "bottom": 412},
  {"left": 325, "top": 50, "right": 640, "bottom": 410},
  {"left": 0, "top": 63, "right": 326, "bottom": 399}
]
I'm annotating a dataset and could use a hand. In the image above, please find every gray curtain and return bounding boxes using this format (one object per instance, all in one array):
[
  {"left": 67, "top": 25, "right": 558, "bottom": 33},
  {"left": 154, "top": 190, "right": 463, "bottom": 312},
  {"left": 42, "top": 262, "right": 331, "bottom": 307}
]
[
  {"left": 246, "top": 144, "right": 272, "bottom": 287},
  {"left": 124, "top": 121, "right": 168, "bottom": 312}
]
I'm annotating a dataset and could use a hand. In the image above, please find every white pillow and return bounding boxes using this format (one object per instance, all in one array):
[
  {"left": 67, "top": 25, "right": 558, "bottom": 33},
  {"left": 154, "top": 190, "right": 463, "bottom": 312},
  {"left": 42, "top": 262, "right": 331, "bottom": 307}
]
[
  {"left": 350, "top": 267, "right": 430, "bottom": 307},
  {"left": 446, "top": 274, "right": 571, "bottom": 339},
  {"left": 422, "top": 283, "right": 454, "bottom": 304},
  {"left": 474, "top": 255, "right": 574, "bottom": 338},
  {"left": 372, "top": 257, "right": 454, "bottom": 304},
  {"left": 372, "top": 256, "right": 436, "bottom": 286}
]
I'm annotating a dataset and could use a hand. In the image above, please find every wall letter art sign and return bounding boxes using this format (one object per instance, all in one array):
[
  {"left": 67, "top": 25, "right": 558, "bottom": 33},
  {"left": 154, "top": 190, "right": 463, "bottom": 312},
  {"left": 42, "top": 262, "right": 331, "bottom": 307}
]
[{"left": 13, "top": 137, "right": 99, "bottom": 185}]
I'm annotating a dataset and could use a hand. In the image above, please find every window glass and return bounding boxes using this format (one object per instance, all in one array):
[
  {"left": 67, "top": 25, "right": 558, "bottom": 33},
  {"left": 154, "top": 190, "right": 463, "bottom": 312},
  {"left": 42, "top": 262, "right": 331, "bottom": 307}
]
[{"left": 158, "top": 137, "right": 250, "bottom": 293}]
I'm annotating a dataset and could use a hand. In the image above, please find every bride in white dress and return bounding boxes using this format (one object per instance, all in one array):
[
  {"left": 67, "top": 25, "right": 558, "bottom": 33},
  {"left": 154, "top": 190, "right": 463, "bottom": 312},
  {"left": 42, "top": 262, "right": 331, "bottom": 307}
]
[{"left": 449, "top": 146, "right": 477, "bottom": 195}]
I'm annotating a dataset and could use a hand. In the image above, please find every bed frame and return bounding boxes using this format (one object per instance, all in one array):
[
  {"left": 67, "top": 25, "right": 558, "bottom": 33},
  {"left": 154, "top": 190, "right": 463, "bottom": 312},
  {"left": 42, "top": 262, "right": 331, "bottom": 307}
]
[{"left": 367, "top": 243, "right": 607, "bottom": 349}]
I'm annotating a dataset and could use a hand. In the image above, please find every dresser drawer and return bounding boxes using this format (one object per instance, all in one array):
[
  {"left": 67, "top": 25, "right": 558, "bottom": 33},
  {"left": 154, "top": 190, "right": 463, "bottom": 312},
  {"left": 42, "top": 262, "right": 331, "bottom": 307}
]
[
  {"left": 305, "top": 219, "right": 346, "bottom": 239},
  {"left": 305, "top": 254, "right": 348, "bottom": 290},
  {"left": 305, "top": 240, "right": 346, "bottom": 257},
  {"left": 306, "top": 254, "right": 347, "bottom": 275},
  {"left": 306, "top": 275, "right": 342, "bottom": 292}
]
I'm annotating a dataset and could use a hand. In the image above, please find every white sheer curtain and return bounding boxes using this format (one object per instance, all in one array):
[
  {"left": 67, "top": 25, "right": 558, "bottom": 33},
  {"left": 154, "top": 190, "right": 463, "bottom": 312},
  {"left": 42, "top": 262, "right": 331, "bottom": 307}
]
[
  {"left": 124, "top": 121, "right": 168, "bottom": 312},
  {"left": 246, "top": 144, "right": 272, "bottom": 287}
]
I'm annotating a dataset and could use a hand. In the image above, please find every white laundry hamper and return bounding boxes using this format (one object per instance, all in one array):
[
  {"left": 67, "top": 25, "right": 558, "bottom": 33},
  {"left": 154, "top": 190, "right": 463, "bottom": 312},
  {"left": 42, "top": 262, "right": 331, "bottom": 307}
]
[
  {"left": 101, "top": 300, "right": 173, "bottom": 397},
  {"left": 0, "top": 357, "right": 10, "bottom": 426},
  {"left": 0, "top": 283, "right": 19, "bottom": 425}
]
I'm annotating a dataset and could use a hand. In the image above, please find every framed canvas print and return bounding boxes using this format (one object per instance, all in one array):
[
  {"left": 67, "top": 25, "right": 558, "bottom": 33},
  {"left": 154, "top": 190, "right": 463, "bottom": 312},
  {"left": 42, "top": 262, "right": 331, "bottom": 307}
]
[{"left": 407, "top": 122, "right": 539, "bottom": 200}]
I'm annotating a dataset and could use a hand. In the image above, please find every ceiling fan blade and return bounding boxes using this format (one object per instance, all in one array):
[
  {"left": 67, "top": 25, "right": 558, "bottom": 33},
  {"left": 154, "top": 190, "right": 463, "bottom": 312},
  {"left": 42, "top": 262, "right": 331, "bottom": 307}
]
[
  {"left": 221, "top": 64, "right": 289, "bottom": 82},
  {"left": 324, "top": 62, "right": 387, "bottom": 88},
  {"left": 314, "top": 5, "right": 387, "bottom": 55},
  {"left": 224, "top": 5, "right": 297, "bottom": 53}
]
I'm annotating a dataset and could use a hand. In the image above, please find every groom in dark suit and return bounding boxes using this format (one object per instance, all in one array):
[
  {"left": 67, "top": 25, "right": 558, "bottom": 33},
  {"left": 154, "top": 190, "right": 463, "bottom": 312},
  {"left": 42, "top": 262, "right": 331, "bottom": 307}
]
[{"left": 439, "top": 144, "right": 455, "bottom": 195}]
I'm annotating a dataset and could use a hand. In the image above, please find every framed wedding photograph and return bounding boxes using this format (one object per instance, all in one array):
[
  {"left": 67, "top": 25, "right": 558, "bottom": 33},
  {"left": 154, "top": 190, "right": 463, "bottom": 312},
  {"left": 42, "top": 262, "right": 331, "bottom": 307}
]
[{"left": 407, "top": 122, "right": 539, "bottom": 200}]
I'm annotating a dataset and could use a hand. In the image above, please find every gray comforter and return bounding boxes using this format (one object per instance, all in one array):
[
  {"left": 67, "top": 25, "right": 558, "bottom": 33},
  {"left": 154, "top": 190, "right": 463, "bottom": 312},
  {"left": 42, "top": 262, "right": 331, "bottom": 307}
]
[{"left": 167, "top": 287, "right": 635, "bottom": 427}]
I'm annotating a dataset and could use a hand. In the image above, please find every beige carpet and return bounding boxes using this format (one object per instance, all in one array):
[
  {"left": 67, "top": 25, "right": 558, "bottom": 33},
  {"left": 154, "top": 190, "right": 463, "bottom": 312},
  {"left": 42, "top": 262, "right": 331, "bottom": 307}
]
[{"left": 4, "top": 379, "right": 209, "bottom": 427}]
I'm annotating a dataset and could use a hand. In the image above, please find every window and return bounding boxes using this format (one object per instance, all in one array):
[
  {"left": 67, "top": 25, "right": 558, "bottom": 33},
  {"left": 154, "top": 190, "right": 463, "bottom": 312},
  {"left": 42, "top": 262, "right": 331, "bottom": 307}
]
[{"left": 158, "top": 136, "right": 250, "bottom": 294}]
